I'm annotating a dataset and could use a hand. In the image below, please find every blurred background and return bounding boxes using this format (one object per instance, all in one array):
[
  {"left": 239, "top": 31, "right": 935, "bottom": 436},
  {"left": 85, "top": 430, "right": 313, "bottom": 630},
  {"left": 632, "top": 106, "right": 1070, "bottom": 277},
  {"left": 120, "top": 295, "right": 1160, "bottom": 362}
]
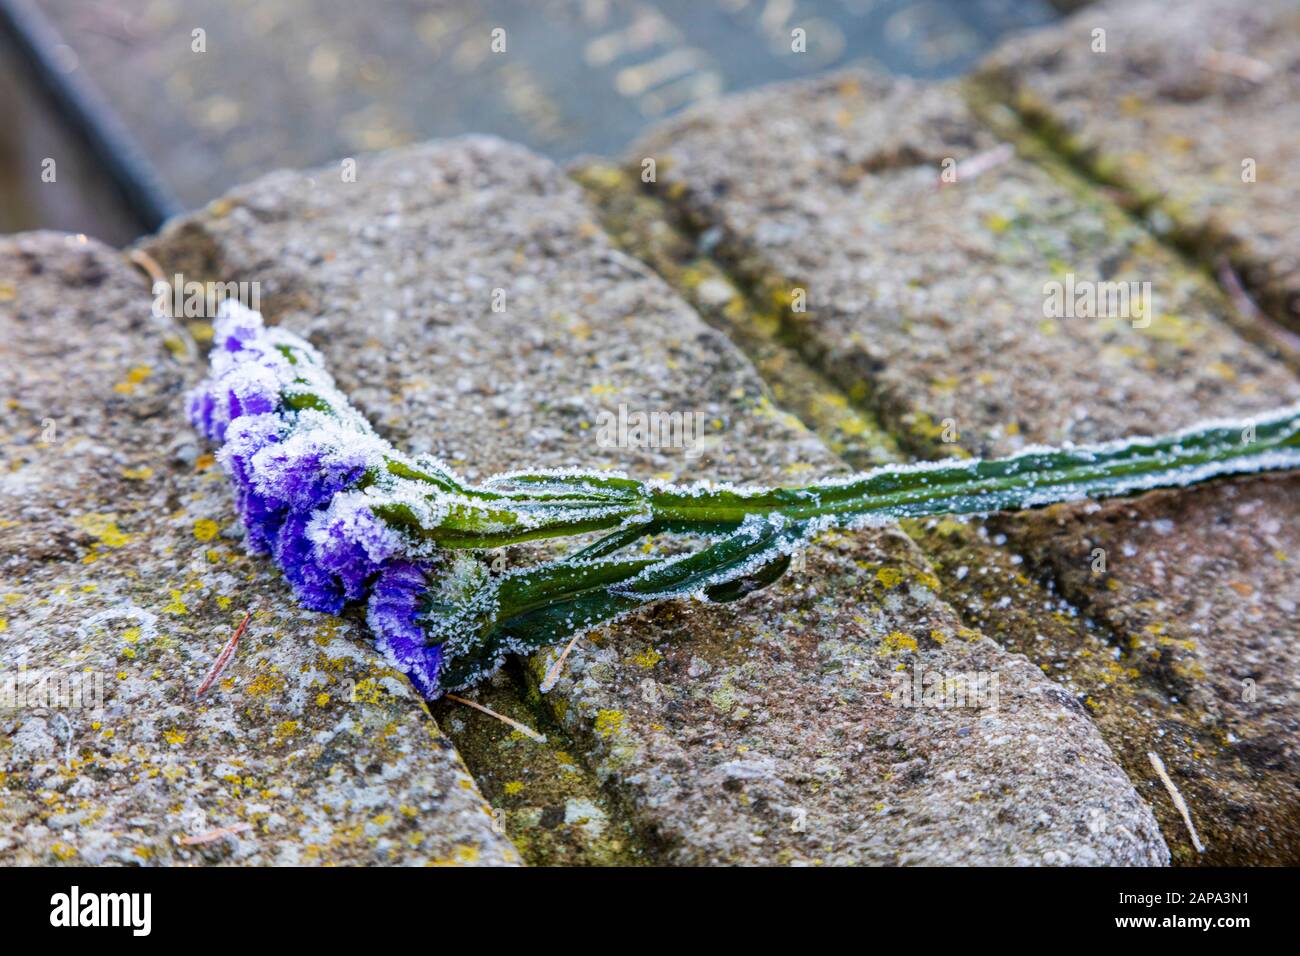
[{"left": 0, "top": 0, "right": 1068, "bottom": 246}]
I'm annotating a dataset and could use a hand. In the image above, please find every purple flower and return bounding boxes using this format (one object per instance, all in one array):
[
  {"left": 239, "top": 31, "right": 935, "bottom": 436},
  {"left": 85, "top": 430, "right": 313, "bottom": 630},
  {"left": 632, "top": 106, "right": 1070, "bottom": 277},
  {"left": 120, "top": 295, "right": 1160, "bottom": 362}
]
[
  {"left": 247, "top": 427, "right": 369, "bottom": 512},
  {"left": 233, "top": 486, "right": 287, "bottom": 555},
  {"left": 274, "top": 511, "right": 345, "bottom": 613},
  {"left": 308, "top": 494, "right": 401, "bottom": 602},
  {"left": 216, "top": 304, "right": 264, "bottom": 352},
  {"left": 186, "top": 304, "right": 289, "bottom": 441},
  {"left": 187, "top": 388, "right": 218, "bottom": 441},
  {"left": 368, "top": 561, "right": 443, "bottom": 698},
  {"left": 191, "top": 301, "right": 446, "bottom": 699},
  {"left": 221, "top": 414, "right": 286, "bottom": 484}
]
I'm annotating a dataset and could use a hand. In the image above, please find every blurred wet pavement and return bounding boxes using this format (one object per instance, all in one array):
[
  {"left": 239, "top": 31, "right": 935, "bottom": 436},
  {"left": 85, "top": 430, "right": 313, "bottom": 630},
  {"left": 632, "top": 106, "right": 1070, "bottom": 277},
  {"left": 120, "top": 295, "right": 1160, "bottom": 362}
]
[{"left": 1, "top": 0, "right": 1057, "bottom": 243}]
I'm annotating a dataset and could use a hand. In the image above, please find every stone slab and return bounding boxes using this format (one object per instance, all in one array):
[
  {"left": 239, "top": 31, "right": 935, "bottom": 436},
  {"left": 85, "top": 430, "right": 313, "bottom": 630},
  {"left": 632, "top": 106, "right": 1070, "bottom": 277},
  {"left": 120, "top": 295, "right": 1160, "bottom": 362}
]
[
  {"left": 979, "top": 0, "right": 1300, "bottom": 329},
  {"left": 633, "top": 69, "right": 1300, "bottom": 862},
  {"left": 0, "top": 231, "right": 518, "bottom": 865}
]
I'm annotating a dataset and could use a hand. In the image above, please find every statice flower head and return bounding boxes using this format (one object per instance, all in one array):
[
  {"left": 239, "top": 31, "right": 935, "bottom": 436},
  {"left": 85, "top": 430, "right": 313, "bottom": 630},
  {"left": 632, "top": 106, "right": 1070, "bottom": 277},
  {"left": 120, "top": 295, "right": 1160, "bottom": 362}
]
[
  {"left": 308, "top": 492, "right": 404, "bottom": 602},
  {"left": 246, "top": 419, "right": 373, "bottom": 511},
  {"left": 187, "top": 302, "right": 289, "bottom": 442},
  {"left": 187, "top": 301, "right": 451, "bottom": 694},
  {"left": 368, "top": 560, "right": 443, "bottom": 699}
]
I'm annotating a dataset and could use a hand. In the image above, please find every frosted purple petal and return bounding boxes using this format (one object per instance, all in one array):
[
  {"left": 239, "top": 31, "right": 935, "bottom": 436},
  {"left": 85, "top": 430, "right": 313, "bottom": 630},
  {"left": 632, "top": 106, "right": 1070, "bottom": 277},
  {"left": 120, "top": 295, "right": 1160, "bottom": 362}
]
[{"left": 368, "top": 561, "right": 443, "bottom": 698}]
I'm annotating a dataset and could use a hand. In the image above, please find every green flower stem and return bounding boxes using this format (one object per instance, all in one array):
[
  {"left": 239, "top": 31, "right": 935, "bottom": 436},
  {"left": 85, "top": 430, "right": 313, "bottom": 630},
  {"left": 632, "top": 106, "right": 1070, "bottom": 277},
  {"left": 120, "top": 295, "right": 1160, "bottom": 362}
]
[
  {"left": 277, "top": 352, "right": 1299, "bottom": 693},
  {"left": 288, "top": 374, "right": 1298, "bottom": 553},
  {"left": 650, "top": 406, "right": 1300, "bottom": 527},
  {"left": 416, "top": 405, "right": 1300, "bottom": 550}
]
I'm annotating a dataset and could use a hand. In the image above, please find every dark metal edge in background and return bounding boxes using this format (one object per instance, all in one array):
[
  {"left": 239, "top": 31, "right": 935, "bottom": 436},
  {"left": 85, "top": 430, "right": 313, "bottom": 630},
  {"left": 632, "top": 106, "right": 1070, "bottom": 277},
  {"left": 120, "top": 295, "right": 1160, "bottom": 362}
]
[{"left": 0, "top": 0, "right": 183, "bottom": 233}]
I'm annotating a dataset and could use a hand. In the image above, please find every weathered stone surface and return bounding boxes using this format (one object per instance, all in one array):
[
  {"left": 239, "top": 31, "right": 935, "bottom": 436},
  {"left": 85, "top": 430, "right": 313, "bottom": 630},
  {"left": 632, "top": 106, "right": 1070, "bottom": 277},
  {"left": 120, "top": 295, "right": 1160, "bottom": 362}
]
[
  {"left": 995, "top": 476, "right": 1300, "bottom": 863},
  {"left": 143, "top": 136, "right": 1167, "bottom": 864},
  {"left": 979, "top": 0, "right": 1300, "bottom": 330},
  {"left": 633, "top": 70, "right": 1300, "bottom": 862},
  {"left": 635, "top": 70, "right": 1300, "bottom": 459},
  {"left": 0, "top": 232, "right": 518, "bottom": 865}
]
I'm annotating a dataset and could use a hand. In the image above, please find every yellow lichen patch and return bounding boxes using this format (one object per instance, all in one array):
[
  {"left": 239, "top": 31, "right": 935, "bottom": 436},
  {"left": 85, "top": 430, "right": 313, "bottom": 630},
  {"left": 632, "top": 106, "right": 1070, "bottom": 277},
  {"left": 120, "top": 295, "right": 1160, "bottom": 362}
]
[
  {"left": 273, "top": 720, "right": 300, "bottom": 742},
  {"left": 983, "top": 212, "right": 1012, "bottom": 234},
  {"left": 316, "top": 693, "right": 331, "bottom": 707},
  {"left": 875, "top": 567, "right": 905, "bottom": 589},
  {"left": 881, "top": 631, "right": 918, "bottom": 654},
  {"left": 195, "top": 453, "right": 216, "bottom": 471},
  {"left": 430, "top": 844, "right": 481, "bottom": 866},
  {"left": 1140, "top": 312, "right": 1202, "bottom": 347},
  {"left": 75, "top": 513, "right": 132, "bottom": 548},
  {"left": 193, "top": 519, "right": 220, "bottom": 542},
  {"left": 51, "top": 843, "right": 78, "bottom": 861},
  {"left": 504, "top": 781, "right": 524, "bottom": 796},
  {"left": 162, "top": 729, "right": 187, "bottom": 746},
  {"left": 162, "top": 590, "right": 188, "bottom": 615},
  {"left": 247, "top": 671, "right": 287, "bottom": 697},
  {"left": 593, "top": 709, "right": 625, "bottom": 738},
  {"left": 631, "top": 647, "right": 662, "bottom": 669},
  {"left": 113, "top": 365, "right": 153, "bottom": 394},
  {"left": 121, "top": 465, "right": 154, "bottom": 480},
  {"left": 351, "top": 677, "right": 384, "bottom": 704}
]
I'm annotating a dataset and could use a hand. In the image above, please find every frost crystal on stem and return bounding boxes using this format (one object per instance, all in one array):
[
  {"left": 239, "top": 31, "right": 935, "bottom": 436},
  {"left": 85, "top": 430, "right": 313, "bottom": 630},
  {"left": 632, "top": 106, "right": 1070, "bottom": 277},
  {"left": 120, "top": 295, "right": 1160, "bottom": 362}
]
[{"left": 190, "top": 302, "right": 1300, "bottom": 699}]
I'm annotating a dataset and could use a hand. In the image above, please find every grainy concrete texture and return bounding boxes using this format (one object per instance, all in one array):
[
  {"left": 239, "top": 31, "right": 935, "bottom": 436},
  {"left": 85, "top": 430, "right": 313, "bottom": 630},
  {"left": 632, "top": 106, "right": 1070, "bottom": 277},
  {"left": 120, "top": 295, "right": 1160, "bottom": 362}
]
[
  {"left": 979, "top": 0, "right": 1300, "bottom": 331},
  {"left": 628, "top": 48, "right": 1300, "bottom": 864},
  {"left": 0, "top": 233, "right": 517, "bottom": 865}
]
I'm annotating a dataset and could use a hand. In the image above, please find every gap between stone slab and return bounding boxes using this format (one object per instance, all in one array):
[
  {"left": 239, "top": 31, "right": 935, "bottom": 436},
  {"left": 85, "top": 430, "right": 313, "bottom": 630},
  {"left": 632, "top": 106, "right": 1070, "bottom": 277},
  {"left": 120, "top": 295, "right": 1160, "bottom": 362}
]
[
  {"left": 961, "top": 77, "right": 1300, "bottom": 370},
  {"left": 429, "top": 660, "right": 657, "bottom": 867},
  {"left": 570, "top": 159, "right": 1217, "bottom": 859}
]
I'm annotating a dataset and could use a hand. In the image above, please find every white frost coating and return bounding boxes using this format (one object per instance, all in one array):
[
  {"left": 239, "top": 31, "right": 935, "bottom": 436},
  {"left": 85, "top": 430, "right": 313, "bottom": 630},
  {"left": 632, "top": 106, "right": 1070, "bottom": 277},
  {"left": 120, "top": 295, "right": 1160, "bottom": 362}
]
[
  {"left": 196, "top": 302, "right": 1300, "bottom": 694},
  {"left": 306, "top": 491, "right": 405, "bottom": 564}
]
